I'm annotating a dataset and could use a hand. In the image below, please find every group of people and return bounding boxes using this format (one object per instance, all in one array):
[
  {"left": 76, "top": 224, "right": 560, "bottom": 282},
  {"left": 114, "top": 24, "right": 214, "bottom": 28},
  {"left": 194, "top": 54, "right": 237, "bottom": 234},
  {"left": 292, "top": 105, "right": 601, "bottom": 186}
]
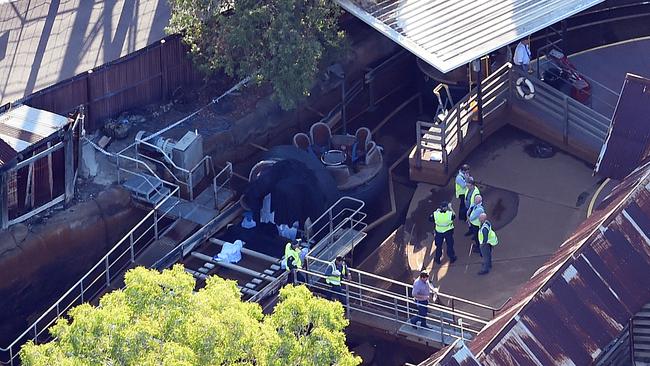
[
  {"left": 411, "top": 164, "right": 501, "bottom": 329},
  {"left": 429, "top": 163, "right": 499, "bottom": 275},
  {"left": 283, "top": 239, "right": 350, "bottom": 304}
]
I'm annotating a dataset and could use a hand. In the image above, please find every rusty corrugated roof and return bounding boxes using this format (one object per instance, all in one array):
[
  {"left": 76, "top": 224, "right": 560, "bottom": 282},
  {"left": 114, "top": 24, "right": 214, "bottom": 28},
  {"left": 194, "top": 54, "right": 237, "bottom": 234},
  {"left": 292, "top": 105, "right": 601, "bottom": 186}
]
[
  {"left": 422, "top": 160, "right": 650, "bottom": 365},
  {"left": 595, "top": 73, "right": 650, "bottom": 179},
  {"left": 0, "top": 137, "right": 17, "bottom": 170}
]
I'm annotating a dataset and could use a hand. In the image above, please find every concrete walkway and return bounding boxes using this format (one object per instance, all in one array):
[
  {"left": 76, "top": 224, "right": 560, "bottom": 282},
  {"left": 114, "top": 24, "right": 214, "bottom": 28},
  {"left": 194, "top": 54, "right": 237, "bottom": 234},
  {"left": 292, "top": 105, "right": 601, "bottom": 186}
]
[
  {"left": 370, "top": 126, "right": 602, "bottom": 309},
  {"left": 0, "top": 0, "right": 170, "bottom": 104}
]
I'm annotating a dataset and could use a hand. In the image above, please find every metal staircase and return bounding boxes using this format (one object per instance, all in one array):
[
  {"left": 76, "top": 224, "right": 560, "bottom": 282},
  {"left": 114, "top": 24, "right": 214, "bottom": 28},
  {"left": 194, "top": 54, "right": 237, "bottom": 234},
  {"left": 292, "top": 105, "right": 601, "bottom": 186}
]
[{"left": 632, "top": 303, "right": 650, "bottom": 365}]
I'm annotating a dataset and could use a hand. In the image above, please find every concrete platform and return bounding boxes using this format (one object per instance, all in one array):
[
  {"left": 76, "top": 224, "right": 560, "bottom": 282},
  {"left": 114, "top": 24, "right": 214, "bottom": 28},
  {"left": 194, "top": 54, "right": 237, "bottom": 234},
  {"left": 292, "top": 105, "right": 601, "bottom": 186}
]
[{"left": 362, "top": 126, "right": 602, "bottom": 310}]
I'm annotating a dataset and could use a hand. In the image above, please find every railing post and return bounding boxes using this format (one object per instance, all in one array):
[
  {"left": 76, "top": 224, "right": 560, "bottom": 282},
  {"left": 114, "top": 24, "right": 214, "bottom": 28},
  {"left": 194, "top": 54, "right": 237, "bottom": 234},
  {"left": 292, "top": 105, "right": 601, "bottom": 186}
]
[
  {"left": 33, "top": 324, "right": 37, "bottom": 343},
  {"left": 393, "top": 298, "right": 399, "bottom": 320},
  {"left": 129, "top": 233, "right": 135, "bottom": 263},
  {"left": 105, "top": 257, "right": 111, "bottom": 287},
  {"left": 441, "top": 121, "right": 448, "bottom": 173},
  {"left": 563, "top": 97, "right": 570, "bottom": 145},
  {"left": 345, "top": 283, "right": 351, "bottom": 318},
  {"left": 358, "top": 272, "right": 363, "bottom": 307},
  {"left": 328, "top": 210, "right": 334, "bottom": 241},
  {"left": 153, "top": 211, "right": 159, "bottom": 240},
  {"left": 440, "top": 312, "right": 446, "bottom": 345},
  {"left": 415, "top": 121, "right": 422, "bottom": 169},
  {"left": 405, "top": 286, "right": 411, "bottom": 322}
]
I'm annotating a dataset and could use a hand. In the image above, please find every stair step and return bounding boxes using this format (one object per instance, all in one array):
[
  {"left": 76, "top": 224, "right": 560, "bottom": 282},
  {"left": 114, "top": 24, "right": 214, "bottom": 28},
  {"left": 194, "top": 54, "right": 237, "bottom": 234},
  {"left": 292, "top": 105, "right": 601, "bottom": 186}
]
[
  {"left": 205, "top": 263, "right": 215, "bottom": 270},
  {"left": 270, "top": 264, "right": 281, "bottom": 271},
  {"left": 198, "top": 267, "right": 210, "bottom": 274},
  {"left": 635, "top": 320, "right": 650, "bottom": 326},
  {"left": 251, "top": 278, "right": 263, "bottom": 285},
  {"left": 634, "top": 350, "right": 650, "bottom": 358},
  {"left": 637, "top": 311, "right": 650, "bottom": 318},
  {"left": 635, "top": 343, "right": 650, "bottom": 351},
  {"left": 635, "top": 327, "right": 650, "bottom": 335},
  {"left": 634, "top": 335, "right": 650, "bottom": 343},
  {"left": 245, "top": 283, "right": 257, "bottom": 289},
  {"left": 263, "top": 269, "right": 275, "bottom": 276}
]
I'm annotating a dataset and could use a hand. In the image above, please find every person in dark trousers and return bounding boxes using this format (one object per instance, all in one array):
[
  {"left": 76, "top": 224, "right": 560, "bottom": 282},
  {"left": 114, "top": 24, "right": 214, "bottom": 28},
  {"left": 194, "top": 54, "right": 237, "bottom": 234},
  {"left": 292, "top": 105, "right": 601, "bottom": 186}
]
[
  {"left": 430, "top": 201, "right": 457, "bottom": 264},
  {"left": 478, "top": 213, "right": 499, "bottom": 275},
  {"left": 466, "top": 194, "right": 485, "bottom": 255},
  {"left": 464, "top": 178, "right": 481, "bottom": 236},
  {"left": 284, "top": 240, "right": 303, "bottom": 285},
  {"left": 455, "top": 164, "right": 471, "bottom": 221},
  {"left": 409, "top": 271, "right": 437, "bottom": 329},
  {"left": 325, "top": 256, "right": 350, "bottom": 304}
]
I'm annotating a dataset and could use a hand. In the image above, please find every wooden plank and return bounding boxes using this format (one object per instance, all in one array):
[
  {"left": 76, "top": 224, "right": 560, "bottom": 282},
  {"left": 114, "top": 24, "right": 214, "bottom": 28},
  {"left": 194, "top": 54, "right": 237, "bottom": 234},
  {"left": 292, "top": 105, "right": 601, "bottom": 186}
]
[{"left": 0, "top": 172, "right": 8, "bottom": 229}]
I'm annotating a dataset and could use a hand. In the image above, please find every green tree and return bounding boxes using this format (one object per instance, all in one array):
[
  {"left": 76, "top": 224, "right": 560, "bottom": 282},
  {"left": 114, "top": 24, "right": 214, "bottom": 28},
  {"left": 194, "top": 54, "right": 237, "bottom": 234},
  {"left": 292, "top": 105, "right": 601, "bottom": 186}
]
[
  {"left": 20, "top": 265, "right": 361, "bottom": 366},
  {"left": 167, "top": 0, "right": 345, "bottom": 110}
]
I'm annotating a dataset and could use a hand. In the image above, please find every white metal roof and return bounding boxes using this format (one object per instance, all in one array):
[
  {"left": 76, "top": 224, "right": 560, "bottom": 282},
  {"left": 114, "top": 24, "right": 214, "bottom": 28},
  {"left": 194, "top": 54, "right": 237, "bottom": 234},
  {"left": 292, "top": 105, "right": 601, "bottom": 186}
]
[
  {"left": 337, "top": 0, "right": 604, "bottom": 73},
  {"left": 0, "top": 105, "right": 68, "bottom": 152}
]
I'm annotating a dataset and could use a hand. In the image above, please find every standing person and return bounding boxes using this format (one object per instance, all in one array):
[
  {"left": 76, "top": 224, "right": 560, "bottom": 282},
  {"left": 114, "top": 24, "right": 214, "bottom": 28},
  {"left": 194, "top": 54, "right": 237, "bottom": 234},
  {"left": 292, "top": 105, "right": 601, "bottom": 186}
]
[
  {"left": 464, "top": 178, "right": 481, "bottom": 236},
  {"left": 514, "top": 38, "right": 532, "bottom": 73},
  {"left": 409, "top": 271, "right": 437, "bottom": 329},
  {"left": 477, "top": 213, "right": 499, "bottom": 275},
  {"left": 455, "top": 164, "right": 471, "bottom": 221},
  {"left": 325, "top": 256, "right": 350, "bottom": 304},
  {"left": 430, "top": 201, "right": 457, "bottom": 264},
  {"left": 466, "top": 195, "right": 485, "bottom": 255},
  {"left": 284, "top": 240, "right": 303, "bottom": 285}
]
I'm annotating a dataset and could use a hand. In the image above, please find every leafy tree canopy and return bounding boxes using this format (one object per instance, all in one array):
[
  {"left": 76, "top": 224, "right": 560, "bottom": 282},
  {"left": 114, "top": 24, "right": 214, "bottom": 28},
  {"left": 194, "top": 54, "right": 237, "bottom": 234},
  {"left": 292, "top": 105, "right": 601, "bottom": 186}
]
[
  {"left": 20, "top": 265, "right": 361, "bottom": 366},
  {"left": 167, "top": 0, "right": 346, "bottom": 110}
]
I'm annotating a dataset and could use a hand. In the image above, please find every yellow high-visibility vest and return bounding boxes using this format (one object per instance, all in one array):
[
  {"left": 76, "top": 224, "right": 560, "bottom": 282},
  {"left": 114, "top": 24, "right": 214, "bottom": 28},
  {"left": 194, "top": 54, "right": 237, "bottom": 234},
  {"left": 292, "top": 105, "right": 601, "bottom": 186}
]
[
  {"left": 478, "top": 222, "right": 499, "bottom": 246},
  {"left": 433, "top": 210, "right": 454, "bottom": 233}
]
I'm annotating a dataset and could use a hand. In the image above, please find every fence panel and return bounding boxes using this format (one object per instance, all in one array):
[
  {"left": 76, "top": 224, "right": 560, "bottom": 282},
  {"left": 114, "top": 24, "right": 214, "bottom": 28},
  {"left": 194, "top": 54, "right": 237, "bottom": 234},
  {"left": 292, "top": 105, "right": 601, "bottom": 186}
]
[{"left": 20, "top": 36, "right": 201, "bottom": 131}]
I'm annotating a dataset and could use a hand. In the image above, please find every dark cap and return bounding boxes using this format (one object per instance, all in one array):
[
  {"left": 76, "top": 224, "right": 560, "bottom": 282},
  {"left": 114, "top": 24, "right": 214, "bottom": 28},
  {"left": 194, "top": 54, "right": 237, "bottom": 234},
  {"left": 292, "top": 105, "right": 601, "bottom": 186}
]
[
  {"left": 335, "top": 256, "right": 344, "bottom": 262},
  {"left": 467, "top": 177, "right": 475, "bottom": 185},
  {"left": 439, "top": 201, "right": 449, "bottom": 209},
  {"left": 461, "top": 164, "right": 470, "bottom": 171},
  {"left": 420, "top": 271, "right": 429, "bottom": 278}
]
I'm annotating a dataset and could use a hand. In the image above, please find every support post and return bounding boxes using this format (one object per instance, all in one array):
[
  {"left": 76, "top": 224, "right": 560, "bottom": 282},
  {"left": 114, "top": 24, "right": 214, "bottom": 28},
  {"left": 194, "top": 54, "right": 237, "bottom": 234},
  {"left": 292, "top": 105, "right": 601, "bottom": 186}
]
[
  {"left": 0, "top": 171, "right": 8, "bottom": 229},
  {"left": 476, "top": 60, "right": 485, "bottom": 142},
  {"left": 341, "top": 77, "right": 347, "bottom": 135},
  {"left": 563, "top": 97, "right": 570, "bottom": 145},
  {"left": 64, "top": 128, "right": 75, "bottom": 204}
]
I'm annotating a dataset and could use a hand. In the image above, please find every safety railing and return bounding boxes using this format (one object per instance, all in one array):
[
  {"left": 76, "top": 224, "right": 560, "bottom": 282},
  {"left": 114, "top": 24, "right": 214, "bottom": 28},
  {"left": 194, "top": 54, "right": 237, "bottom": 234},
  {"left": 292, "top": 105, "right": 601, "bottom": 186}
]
[
  {"left": 248, "top": 197, "right": 367, "bottom": 305},
  {"left": 294, "top": 260, "right": 494, "bottom": 345},
  {"left": 117, "top": 140, "right": 214, "bottom": 201},
  {"left": 305, "top": 196, "right": 367, "bottom": 262},
  {"left": 509, "top": 67, "right": 611, "bottom": 152},
  {"left": 415, "top": 63, "right": 611, "bottom": 174},
  {"left": 0, "top": 185, "right": 180, "bottom": 366},
  {"left": 415, "top": 63, "right": 511, "bottom": 172},
  {"left": 212, "top": 162, "right": 233, "bottom": 212}
]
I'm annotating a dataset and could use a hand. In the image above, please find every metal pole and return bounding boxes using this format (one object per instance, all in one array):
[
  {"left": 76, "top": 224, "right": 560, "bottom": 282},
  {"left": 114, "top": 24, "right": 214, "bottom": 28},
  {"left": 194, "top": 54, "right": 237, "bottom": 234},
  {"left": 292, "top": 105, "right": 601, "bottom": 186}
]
[
  {"left": 345, "top": 283, "right": 350, "bottom": 318},
  {"left": 129, "top": 233, "right": 135, "bottom": 263},
  {"left": 341, "top": 76, "right": 347, "bottom": 135},
  {"left": 477, "top": 60, "right": 485, "bottom": 142}
]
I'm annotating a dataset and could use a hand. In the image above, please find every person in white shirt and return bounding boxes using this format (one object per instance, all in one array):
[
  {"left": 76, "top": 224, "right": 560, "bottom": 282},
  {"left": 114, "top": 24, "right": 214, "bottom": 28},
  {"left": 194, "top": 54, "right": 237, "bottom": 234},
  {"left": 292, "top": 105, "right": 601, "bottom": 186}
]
[{"left": 513, "top": 38, "right": 531, "bottom": 73}]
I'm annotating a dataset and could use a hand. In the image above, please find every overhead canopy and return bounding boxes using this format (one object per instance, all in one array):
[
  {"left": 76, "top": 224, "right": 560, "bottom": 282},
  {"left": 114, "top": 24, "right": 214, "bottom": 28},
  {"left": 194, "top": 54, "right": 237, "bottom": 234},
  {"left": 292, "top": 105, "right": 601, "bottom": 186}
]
[
  {"left": 337, "top": 0, "right": 604, "bottom": 73},
  {"left": 0, "top": 105, "right": 69, "bottom": 153}
]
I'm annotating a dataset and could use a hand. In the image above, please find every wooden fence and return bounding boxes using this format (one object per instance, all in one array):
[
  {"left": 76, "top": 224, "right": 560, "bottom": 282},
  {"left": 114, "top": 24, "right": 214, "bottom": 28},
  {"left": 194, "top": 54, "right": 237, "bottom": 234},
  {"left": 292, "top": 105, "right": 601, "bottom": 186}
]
[{"left": 14, "top": 35, "right": 202, "bottom": 131}]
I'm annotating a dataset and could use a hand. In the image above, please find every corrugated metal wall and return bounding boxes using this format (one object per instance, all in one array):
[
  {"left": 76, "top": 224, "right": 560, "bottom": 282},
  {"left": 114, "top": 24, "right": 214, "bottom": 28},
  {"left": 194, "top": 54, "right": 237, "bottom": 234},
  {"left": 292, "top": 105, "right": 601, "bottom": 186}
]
[{"left": 19, "top": 35, "right": 202, "bottom": 131}]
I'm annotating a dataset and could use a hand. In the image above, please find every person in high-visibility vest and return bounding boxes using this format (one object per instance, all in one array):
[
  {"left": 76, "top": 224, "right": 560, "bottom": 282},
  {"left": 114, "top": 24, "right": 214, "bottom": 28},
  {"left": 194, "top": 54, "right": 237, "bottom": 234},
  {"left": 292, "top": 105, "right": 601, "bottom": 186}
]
[
  {"left": 430, "top": 201, "right": 457, "bottom": 264},
  {"left": 325, "top": 256, "right": 350, "bottom": 304},
  {"left": 455, "top": 164, "right": 471, "bottom": 221},
  {"left": 466, "top": 194, "right": 485, "bottom": 256},
  {"left": 477, "top": 213, "right": 499, "bottom": 275},
  {"left": 284, "top": 240, "right": 303, "bottom": 285},
  {"left": 464, "top": 178, "right": 481, "bottom": 236}
]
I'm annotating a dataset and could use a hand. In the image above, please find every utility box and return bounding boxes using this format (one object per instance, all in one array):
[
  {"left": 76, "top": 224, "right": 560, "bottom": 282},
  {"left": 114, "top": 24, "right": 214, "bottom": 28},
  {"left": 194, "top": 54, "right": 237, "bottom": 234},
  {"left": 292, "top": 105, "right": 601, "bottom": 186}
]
[{"left": 172, "top": 132, "right": 204, "bottom": 189}]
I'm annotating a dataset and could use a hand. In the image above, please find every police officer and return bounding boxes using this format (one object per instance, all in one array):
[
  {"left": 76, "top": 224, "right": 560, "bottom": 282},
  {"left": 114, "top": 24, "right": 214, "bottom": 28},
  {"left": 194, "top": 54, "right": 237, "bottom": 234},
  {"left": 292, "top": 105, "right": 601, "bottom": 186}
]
[
  {"left": 477, "top": 213, "right": 499, "bottom": 275},
  {"left": 455, "top": 164, "right": 471, "bottom": 221},
  {"left": 430, "top": 201, "right": 457, "bottom": 264},
  {"left": 325, "top": 256, "right": 350, "bottom": 303},
  {"left": 284, "top": 239, "right": 303, "bottom": 285}
]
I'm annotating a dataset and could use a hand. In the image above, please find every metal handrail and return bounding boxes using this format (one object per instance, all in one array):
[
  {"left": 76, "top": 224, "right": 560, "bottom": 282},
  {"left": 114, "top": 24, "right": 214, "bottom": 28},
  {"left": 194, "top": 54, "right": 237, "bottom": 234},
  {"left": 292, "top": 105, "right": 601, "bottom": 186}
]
[
  {"left": 305, "top": 255, "right": 500, "bottom": 316},
  {"left": 294, "top": 268, "right": 485, "bottom": 344},
  {"left": 0, "top": 186, "right": 180, "bottom": 365},
  {"left": 306, "top": 196, "right": 365, "bottom": 241},
  {"left": 212, "top": 162, "right": 233, "bottom": 211}
]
